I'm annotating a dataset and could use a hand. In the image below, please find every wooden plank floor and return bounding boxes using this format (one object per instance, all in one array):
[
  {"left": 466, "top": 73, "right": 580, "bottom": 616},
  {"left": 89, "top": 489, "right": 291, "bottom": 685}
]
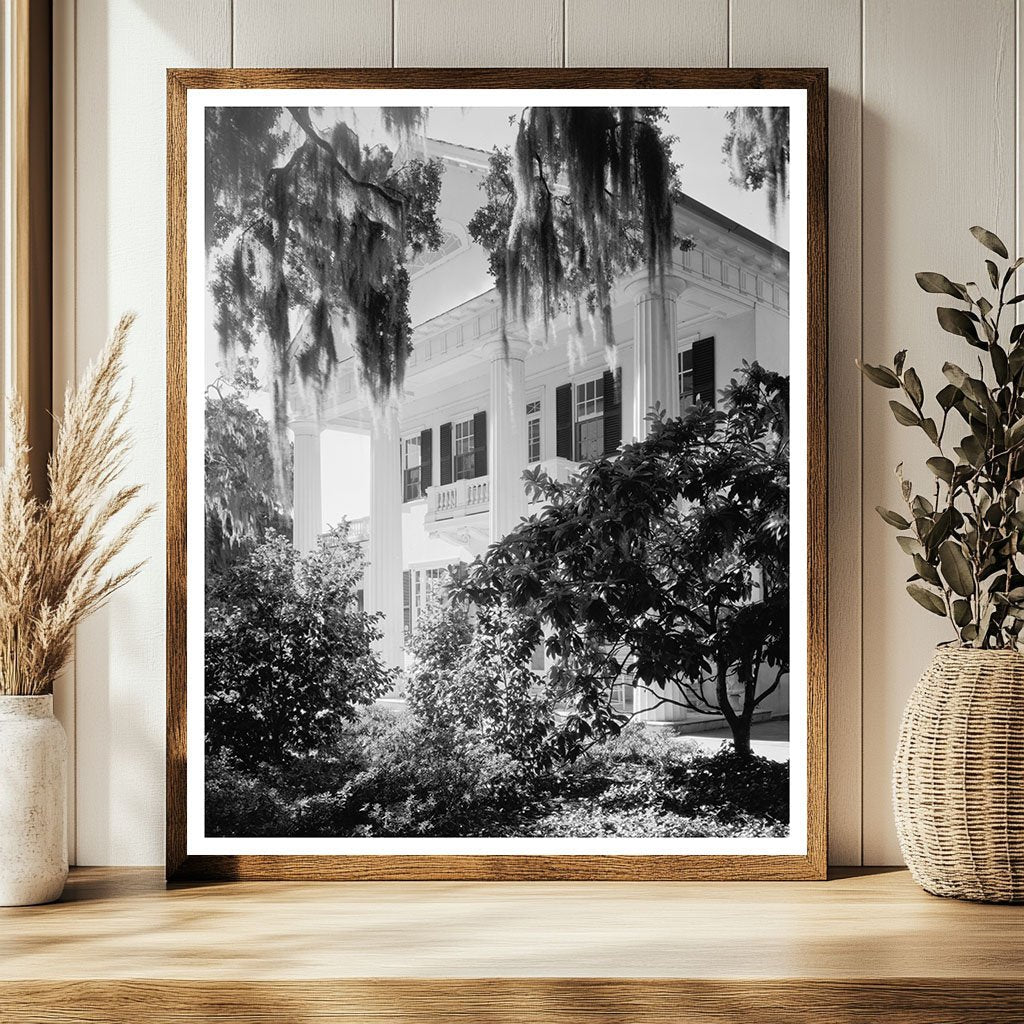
[{"left": 2, "top": 866, "right": 1022, "bottom": 1022}]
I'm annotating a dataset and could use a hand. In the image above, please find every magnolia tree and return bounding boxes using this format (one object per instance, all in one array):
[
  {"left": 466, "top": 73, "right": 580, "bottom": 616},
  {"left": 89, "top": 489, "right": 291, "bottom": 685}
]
[{"left": 453, "top": 363, "right": 790, "bottom": 759}]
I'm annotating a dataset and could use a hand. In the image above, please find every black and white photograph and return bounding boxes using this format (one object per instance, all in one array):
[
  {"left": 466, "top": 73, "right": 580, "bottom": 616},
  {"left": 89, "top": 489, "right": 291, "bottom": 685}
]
[{"left": 185, "top": 85, "right": 811, "bottom": 859}]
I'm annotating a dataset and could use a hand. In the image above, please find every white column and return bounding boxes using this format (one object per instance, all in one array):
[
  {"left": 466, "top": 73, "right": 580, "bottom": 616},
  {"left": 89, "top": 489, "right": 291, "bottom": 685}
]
[
  {"left": 291, "top": 420, "right": 322, "bottom": 555},
  {"left": 627, "top": 271, "right": 686, "bottom": 441},
  {"left": 626, "top": 270, "right": 690, "bottom": 728},
  {"left": 367, "top": 407, "right": 404, "bottom": 670},
  {"left": 487, "top": 337, "right": 529, "bottom": 543}
]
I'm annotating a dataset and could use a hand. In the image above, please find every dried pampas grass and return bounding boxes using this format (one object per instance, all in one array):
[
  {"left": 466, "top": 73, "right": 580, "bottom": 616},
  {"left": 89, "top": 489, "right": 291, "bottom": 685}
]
[{"left": 0, "top": 313, "right": 153, "bottom": 695}]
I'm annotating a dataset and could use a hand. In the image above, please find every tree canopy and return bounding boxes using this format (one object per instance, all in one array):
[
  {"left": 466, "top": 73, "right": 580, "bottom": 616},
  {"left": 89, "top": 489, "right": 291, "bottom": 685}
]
[
  {"left": 468, "top": 107, "right": 685, "bottom": 360},
  {"left": 206, "top": 106, "right": 444, "bottom": 498},
  {"left": 723, "top": 107, "right": 790, "bottom": 228},
  {"left": 453, "top": 363, "right": 790, "bottom": 758},
  {"left": 205, "top": 358, "right": 292, "bottom": 577}
]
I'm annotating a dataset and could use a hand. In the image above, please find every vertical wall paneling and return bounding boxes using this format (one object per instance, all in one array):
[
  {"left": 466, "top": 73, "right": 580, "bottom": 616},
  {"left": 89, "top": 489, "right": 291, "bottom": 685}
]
[
  {"left": 72, "top": 0, "right": 231, "bottom": 865},
  {"left": 52, "top": 0, "right": 76, "bottom": 865},
  {"left": 232, "top": 0, "right": 392, "bottom": 68},
  {"left": 54, "top": 0, "right": 1024, "bottom": 866},
  {"left": 862, "top": 0, "right": 1017, "bottom": 865},
  {"left": 730, "top": 0, "right": 863, "bottom": 864},
  {"left": 565, "top": 0, "right": 728, "bottom": 67},
  {"left": 394, "top": 0, "right": 562, "bottom": 67}
]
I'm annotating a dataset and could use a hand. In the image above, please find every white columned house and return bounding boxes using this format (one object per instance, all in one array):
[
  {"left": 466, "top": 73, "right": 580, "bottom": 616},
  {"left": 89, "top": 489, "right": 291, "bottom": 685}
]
[
  {"left": 291, "top": 419, "right": 322, "bottom": 555},
  {"left": 367, "top": 406, "right": 405, "bottom": 670},
  {"left": 287, "top": 139, "right": 792, "bottom": 731},
  {"left": 487, "top": 335, "right": 529, "bottom": 540}
]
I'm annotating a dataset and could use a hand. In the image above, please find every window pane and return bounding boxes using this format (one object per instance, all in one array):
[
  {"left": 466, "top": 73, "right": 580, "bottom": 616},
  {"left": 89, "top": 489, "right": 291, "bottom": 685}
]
[{"left": 403, "top": 436, "right": 421, "bottom": 471}]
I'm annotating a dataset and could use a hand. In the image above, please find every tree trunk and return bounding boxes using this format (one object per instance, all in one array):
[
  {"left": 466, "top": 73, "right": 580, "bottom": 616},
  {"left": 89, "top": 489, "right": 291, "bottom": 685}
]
[
  {"left": 730, "top": 716, "right": 752, "bottom": 759},
  {"left": 715, "top": 661, "right": 755, "bottom": 759}
]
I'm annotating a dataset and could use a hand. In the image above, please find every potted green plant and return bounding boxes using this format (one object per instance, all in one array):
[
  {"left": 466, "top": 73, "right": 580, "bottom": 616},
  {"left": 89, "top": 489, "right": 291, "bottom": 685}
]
[{"left": 859, "top": 227, "right": 1024, "bottom": 902}]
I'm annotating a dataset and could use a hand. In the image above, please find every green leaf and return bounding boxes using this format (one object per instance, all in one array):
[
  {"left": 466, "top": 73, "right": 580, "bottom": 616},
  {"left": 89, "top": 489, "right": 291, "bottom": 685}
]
[
  {"left": 936, "top": 383, "right": 960, "bottom": 411},
  {"left": 952, "top": 599, "right": 972, "bottom": 628},
  {"left": 907, "top": 583, "right": 947, "bottom": 617},
  {"left": 978, "top": 295, "right": 994, "bottom": 317},
  {"left": 970, "top": 226, "right": 1009, "bottom": 259},
  {"left": 961, "top": 624, "right": 980, "bottom": 643},
  {"left": 925, "top": 507, "right": 956, "bottom": 551},
  {"left": 937, "top": 307, "right": 981, "bottom": 344},
  {"left": 939, "top": 540, "right": 975, "bottom": 597},
  {"left": 876, "top": 506, "right": 911, "bottom": 530},
  {"left": 1003, "top": 258, "right": 1024, "bottom": 286},
  {"left": 1006, "top": 418, "right": 1024, "bottom": 450},
  {"left": 985, "top": 260, "right": 1000, "bottom": 289},
  {"left": 915, "top": 272, "right": 969, "bottom": 300},
  {"left": 913, "top": 554, "right": 941, "bottom": 586},
  {"left": 927, "top": 456, "right": 955, "bottom": 482},
  {"left": 921, "top": 418, "right": 938, "bottom": 445},
  {"left": 856, "top": 360, "right": 900, "bottom": 388},
  {"left": 897, "top": 535, "right": 924, "bottom": 557},
  {"left": 991, "top": 343, "right": 1009, "bottom": 386},
  {"left": 889, "top": 401, "right": 921, "bottom": 427},
  {"left": 911, "top": 494, "right": 934, "bottom": 517},
  {"left": 942, "top": 362, "right": 969, "bottom": 389},
  {"left": 893, "top": 349, "right": 907, "bottom": 375},
  {"left": 903, "top": 367, "right": 924, "bottom": 406},
  {"left": 959, "top": 433, "right": 985, "bottom": 467}
]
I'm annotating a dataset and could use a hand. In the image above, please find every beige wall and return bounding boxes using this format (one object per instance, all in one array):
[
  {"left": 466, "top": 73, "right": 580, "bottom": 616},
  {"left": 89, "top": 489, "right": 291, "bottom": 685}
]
[{"left": 54, "top": 0, "right": 1023, "bottom": 865}]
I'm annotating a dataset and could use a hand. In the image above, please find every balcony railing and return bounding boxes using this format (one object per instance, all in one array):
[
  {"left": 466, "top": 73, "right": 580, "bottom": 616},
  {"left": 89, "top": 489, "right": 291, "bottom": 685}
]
[
  {"left": 427, "top": 477, "right": 490, "bottom": 522},
  {"left": 347, "top": 515, "right": 370, "bottom": 543},
  {"left": 423, "top": 457, "right": 581, "bottom": 528}
]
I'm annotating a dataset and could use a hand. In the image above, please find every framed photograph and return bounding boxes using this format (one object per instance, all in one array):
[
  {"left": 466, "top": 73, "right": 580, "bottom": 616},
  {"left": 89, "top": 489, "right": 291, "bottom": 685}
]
[{"left": 167, "top": 68, "right": 827, "bottom": 881}]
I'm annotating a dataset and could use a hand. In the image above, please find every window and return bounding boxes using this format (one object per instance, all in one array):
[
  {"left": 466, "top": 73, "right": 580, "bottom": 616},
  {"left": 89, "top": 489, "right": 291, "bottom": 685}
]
[
  {"left": 575, "top": 377, "right": 604, "bottom": 421},
  {"left": 454, "top": 417, "right": 475, "bottom": 481},
  {"left": 402, "top": 435, "right": 422, "bottom": 501},
  {"left": 679, "top": 347, "right": 695, "bottom": 409},
  {"left": 411, "top": 566, "right": 448, "bottom": 631},
  {"left": 575, "top": 376, "right": 605, "bottom": 462},
  {"left": 526, "top": 400, "right": 542, "bottom": 464}
]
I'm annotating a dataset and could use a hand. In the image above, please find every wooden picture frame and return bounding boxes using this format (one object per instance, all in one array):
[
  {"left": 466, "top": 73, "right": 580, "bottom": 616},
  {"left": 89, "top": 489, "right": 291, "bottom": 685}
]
[{"left": 167, "top": 68, "right": 827, "bottom": 881}]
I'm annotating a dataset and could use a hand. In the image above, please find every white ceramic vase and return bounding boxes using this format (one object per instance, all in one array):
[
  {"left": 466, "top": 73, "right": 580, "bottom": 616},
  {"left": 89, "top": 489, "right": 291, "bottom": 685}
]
[{"left": 0, "top": 695, "right": 68, "bottom": 906}]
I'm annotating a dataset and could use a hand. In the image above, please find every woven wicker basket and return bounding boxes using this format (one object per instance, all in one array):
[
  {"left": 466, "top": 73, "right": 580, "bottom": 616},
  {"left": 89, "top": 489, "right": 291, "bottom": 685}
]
[{"left": 893, "top": 648, "right": 1024, "bottom": 902}]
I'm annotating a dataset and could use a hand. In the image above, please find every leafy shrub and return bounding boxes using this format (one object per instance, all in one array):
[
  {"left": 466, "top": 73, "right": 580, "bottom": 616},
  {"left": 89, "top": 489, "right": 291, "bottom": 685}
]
[
  {"left": 524, "top": 804, "right": 788, "bottom": 839},
  {"left": 205, "top": 526, "right": 393, "bottom": 768},
  {"left": 206, "top": 751, "right": 292, "bottom": 835},
  {"left": 666, "top": 747, "right": 789, "bottom": 824},
  {"left": 206, "top": 706, "right": 533, "bottom": 838},
  {"left": 405, "top": 597, "right": 555, "bottom": 770}
]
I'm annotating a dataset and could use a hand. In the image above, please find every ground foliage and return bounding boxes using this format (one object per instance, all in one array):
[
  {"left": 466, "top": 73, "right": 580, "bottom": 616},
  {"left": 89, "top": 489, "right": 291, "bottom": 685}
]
[{"left": 206, "top": 712, "right": 788, "bottom": 839}]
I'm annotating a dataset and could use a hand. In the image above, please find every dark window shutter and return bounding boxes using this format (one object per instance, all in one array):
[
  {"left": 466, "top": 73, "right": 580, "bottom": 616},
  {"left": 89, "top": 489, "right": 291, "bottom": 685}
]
[
  {"left": 692, "top": 336, "right": 716, "bottom": 406},
  {"left": 402, "top": 570, "right": 412, "bottom": 634},
  {"left": 602, "top": 367, "right": 622, "bottom": 455},
  {"left": 439, "top": 422, "right": 453, "bottom": 485},
  {"left": 555, "top": 383, "right": 573, "bottom": 459},
  {"left": 419, "top": 427, "right": 432, "bottom": 495},
  {"left": 473, "top": 410, "right": 487, "bottom": 478}
]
